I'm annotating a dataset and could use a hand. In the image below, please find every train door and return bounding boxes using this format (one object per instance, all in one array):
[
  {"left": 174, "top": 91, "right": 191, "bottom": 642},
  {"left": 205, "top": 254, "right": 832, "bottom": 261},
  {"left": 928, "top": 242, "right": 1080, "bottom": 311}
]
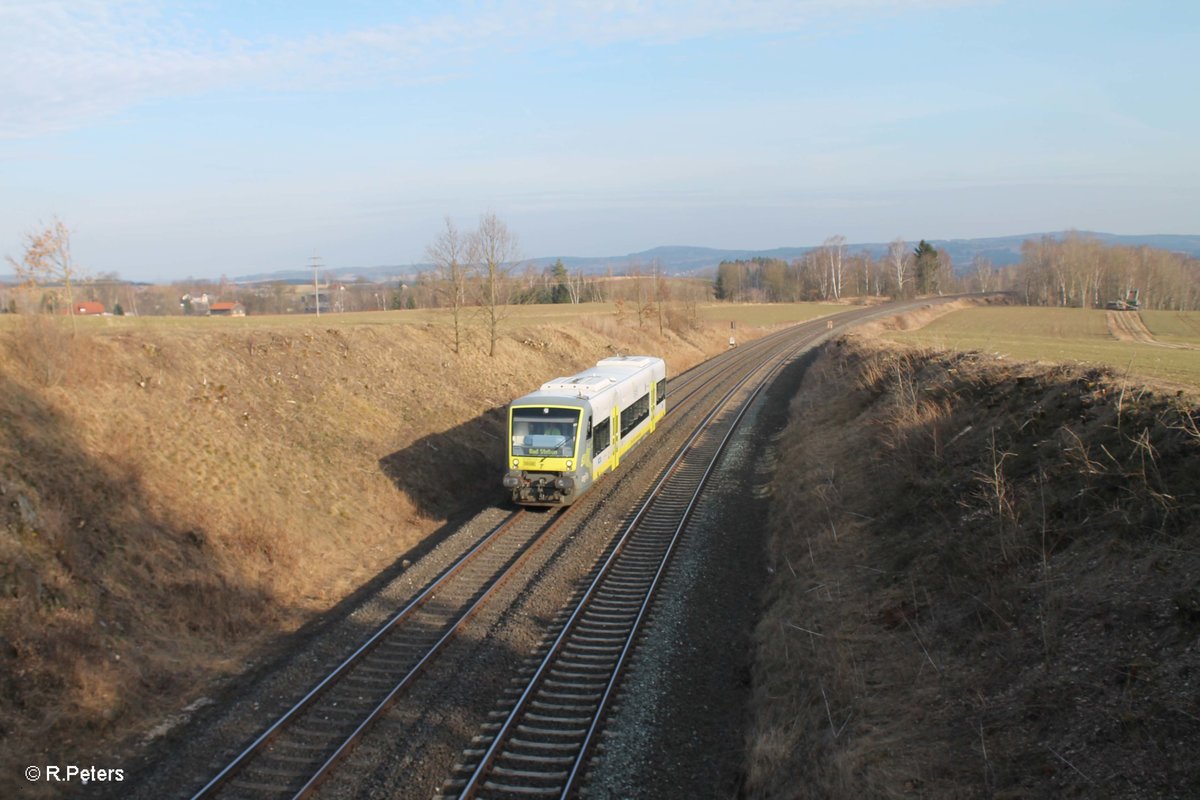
[
  {"left": 581, "top": 414, "right": 594, "bottom": 480},
  {"left": 610, "top": 407, "right": 620, "bottom": 468},
  {"left": 649, "top": 381, "right": 656, "bottom": 432}
]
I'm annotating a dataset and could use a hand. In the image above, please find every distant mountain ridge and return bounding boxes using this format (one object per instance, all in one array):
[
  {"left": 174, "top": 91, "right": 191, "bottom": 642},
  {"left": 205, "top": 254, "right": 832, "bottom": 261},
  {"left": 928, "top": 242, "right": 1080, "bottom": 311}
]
[
  {"left": 4, "top": 232, "right": 1197, "bottom": 285},
  {"left": 521, "top": 232, "right": 1200, "bottom": 278},
  {"left": 233, "top": 231, "right": 1200, "bottom": 284}
]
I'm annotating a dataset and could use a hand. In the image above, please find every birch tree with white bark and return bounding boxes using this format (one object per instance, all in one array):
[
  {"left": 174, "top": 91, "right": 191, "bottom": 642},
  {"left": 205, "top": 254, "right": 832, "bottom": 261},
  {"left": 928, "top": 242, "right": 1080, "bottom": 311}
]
[{"left": 887, "top": 237, "right": 911, "bottom": 298}]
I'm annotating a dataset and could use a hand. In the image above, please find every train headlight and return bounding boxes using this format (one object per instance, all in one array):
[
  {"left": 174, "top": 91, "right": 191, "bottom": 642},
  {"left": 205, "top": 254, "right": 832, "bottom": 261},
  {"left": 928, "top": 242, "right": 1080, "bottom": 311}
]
[
  {"left": 512, "top": 458, "right": 519, "bottom": 468},
  {"left": 566, "top": 460, "right": 573, "bottom": 469}
]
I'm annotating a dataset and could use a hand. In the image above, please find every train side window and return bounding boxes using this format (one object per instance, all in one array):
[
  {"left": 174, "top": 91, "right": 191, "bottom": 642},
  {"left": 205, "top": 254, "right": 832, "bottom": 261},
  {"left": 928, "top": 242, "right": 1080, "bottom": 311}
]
[
  {"left": 592, "top": 418, "right": 611, "bottom": 454},
  {"left": 656, "top": 378, "right": 666, "bottom": 404},
  {"left": 619, "top": 393, "right": 649, "bottom": 438}
]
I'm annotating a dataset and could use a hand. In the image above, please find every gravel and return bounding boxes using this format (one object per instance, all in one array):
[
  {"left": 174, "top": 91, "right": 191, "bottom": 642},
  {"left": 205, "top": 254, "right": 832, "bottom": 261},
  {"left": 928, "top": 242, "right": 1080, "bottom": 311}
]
[{"left": 582, "top": 350, "right": 815, "bottom": 799}]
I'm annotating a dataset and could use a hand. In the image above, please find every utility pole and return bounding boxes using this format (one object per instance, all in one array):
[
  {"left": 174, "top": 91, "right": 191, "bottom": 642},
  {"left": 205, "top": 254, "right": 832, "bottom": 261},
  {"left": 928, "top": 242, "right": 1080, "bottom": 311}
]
[{"left": 310, "top": 252, "right": 323, "bottom": 317}]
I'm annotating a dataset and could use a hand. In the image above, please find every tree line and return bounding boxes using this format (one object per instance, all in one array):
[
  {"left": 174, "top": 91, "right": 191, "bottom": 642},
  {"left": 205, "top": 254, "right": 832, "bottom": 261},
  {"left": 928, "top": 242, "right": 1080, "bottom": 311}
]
[
  {"left": 1, "top": 212, "right": 698, "bottom": 358},
  {"left": 1010, "top": 233, "right": 1200, "bottom": 310},
  {"left": 712, "top": 233, "right": 1200, "bottom": 311},
  {"left": 713, "top": 237, "right": 955, "bottom": 303},
  {"left": 6, "top": 221, "right": 1199, "bottom": 333},
  {"left": 417, "top": 215, "right": 710, "bottom": 354}
]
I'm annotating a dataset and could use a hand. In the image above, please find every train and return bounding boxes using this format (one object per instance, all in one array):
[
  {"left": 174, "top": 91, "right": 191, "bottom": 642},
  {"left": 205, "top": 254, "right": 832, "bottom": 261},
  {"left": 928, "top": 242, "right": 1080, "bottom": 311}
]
[{"left": 503, "top": 355, "right": 667, "bottom": 506}]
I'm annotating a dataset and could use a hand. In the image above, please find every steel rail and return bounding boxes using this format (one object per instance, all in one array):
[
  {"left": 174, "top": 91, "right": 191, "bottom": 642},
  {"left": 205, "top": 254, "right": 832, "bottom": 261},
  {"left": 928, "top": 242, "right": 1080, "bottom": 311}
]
[
  {"left": 455, "top": 332, "right": 801, "bottom": 798},
  {"left": 191, "top": 508, "right": 547, "bottom": 799},
  {"left": 559, "top": 335, "right": 807, "bottom": 797},
  {"left": 289, "top": 507, "right": 570, "bottom": 798},
  {"left": 188, "top": 299, "right": 955, "bottom": 798},
  {"left": 191, "top": 330, "right": 767, "bottom": 799}
]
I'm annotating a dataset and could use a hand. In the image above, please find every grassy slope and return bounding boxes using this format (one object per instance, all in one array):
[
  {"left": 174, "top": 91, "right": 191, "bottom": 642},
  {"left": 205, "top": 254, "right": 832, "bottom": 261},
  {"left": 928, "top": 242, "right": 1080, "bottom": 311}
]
[
  {"left": 886, "top": 306, "right": 1200, "bottom": 386},
  {"left": 748, "top": 337, "right": 1200, "bottom": 798},
  {"left": 0, "top": 305, "right": 773, "bottom": 793}
]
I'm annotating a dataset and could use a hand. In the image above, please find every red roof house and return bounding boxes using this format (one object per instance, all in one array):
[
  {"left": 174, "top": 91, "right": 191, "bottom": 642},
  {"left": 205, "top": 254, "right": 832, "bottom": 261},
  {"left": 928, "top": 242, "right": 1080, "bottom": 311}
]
[
  {"left": 209, "top": 301, "right": 246, "bottom": 317},
  {"left": 69, "top": 301, "right": 105, "bottom": 315}
]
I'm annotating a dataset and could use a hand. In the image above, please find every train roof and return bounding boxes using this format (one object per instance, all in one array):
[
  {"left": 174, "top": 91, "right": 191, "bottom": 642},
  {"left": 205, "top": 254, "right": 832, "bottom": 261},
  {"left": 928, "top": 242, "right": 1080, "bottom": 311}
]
[
  {"left": 538, "top": 374, "right": 617, "bottom": 398},
  {"left": 595, "top": 355, "right": 659, "bottom": 369},
  {"left": 513, "top": 355, "right": 664, "bottom": 403}
]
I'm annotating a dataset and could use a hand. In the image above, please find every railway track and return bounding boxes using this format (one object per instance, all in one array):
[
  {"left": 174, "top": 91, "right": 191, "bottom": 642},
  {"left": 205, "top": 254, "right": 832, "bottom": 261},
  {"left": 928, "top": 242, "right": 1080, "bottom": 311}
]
[
  {"left": 190, "top": 509, "right": 567, "bottom": 799},
  {"left": 186, "top": 318, "right": 806, "bottom": 799},
  {"left": 437, "top": 329, "right": 803, "bottom": 799},
  {"left": 182, "top": 301, "right": 941, "bottom": 799}
]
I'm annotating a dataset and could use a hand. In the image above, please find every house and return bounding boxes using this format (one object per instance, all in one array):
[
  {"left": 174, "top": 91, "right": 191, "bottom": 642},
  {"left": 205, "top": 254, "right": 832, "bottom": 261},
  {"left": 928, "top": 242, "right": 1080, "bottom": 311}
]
[
  {"left": 69, "top": 301, "right": 105, "bottom": 315},
  {"left": 180, "top": 292, "right": 211, "bottom": 315},
  {"left": 209, "top": 301, "right": 246, "bottom": 317}
]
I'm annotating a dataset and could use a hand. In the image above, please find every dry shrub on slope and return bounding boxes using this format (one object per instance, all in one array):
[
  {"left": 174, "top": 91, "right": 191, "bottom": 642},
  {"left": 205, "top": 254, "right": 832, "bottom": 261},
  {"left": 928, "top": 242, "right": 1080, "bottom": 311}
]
[{"left": 748, "top": 337, "right": 1200, "bottom": 799}]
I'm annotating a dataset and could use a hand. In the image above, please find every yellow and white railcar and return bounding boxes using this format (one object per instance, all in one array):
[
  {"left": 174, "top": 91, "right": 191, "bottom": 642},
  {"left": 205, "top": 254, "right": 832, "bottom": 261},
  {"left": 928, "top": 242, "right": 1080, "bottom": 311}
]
[{"left": 503, "top": 355, "right": 667, "bottom": 506}]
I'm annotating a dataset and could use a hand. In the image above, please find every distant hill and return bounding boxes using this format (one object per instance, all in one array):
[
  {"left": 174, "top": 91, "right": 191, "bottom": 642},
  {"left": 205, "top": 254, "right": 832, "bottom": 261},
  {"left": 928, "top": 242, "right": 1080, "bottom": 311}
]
[
  {"left": 4, "top": 232, "right": 1196, "bottom": 286},
  {"left": 330, "top": 232, "right": 1197, "bottom": 282},
  {"left": 526, "top": 232, "right": 1200, "bottom": 278}
]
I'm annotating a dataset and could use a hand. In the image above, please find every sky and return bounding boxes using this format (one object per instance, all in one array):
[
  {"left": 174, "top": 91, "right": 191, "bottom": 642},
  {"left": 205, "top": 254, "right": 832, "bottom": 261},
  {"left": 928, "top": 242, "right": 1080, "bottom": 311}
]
[{"left": 2, "top": 0, "right": 1197, "bottom": 282}]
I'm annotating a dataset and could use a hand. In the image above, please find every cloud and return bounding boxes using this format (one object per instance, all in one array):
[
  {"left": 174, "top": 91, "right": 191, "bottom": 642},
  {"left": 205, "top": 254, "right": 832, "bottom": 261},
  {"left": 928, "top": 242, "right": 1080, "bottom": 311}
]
[
  {"left": 1, "top": 0, "right": 277, "bottom": 136},
  {"left": 0, "top": 0, "right": 982, "bottom": 138}
]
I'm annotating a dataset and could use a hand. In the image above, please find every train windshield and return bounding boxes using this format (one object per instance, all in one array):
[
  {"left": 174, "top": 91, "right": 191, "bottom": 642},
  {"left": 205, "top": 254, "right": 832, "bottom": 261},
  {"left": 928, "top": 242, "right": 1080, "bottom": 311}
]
[{"left": 511, "top": 407, "right": 580, "bottom": 458}]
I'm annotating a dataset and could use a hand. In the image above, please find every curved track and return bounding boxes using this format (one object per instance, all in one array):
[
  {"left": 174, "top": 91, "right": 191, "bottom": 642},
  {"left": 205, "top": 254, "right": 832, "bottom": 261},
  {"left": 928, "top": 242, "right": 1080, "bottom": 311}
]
[
  {"left": 188, "top": 313, "right": 813, "bottom": 799},
  {"left": 439, "top": 328, "right": 805, "bottom": 799},
  {"left": 185, "top": 300, "right": 949, "bottom": 799},
  {"left": 435, "top": 300, "right": 967, "bottom": 797}
]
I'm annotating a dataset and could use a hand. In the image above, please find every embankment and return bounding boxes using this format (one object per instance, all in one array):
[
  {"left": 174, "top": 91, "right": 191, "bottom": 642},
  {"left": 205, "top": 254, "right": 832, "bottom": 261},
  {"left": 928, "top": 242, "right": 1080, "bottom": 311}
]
[
  {"left": 747, "top": 335, "right": 1200, "bottom": 798},
  {"left": 0, "top": 311, "right": 737, "bottom": 794}
]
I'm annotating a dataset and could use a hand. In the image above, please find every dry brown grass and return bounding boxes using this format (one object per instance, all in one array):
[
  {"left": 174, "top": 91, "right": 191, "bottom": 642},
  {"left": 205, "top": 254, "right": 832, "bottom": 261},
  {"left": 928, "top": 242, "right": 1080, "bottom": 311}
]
[
  {"left": 747, "top": 335, "right": 1200, "bottom": 799},
  {"left": 0, "top": 308, "right": 758, "bottom": 795}
]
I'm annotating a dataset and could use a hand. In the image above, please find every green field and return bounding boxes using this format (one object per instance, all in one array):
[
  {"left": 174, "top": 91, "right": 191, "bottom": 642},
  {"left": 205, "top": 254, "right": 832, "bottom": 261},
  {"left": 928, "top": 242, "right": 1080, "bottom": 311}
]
[
  {"left": 1142, "top": 310, "right": 1200, "bottom": 344},
  {"left": 889, "top": 306, "right": 1200, "bottom": 387}
]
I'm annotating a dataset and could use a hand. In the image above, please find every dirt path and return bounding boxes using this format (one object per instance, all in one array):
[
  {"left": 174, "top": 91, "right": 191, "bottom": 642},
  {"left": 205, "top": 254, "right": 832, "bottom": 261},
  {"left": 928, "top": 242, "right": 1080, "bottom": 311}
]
[{"left": 1106, "top": 309, "right": 1199, "bottom": 349}]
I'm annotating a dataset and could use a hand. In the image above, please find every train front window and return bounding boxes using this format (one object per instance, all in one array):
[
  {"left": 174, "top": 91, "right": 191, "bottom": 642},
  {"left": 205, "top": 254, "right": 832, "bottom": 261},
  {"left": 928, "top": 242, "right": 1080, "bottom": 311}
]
[{"left": 511, "top": 408, "right": 580, "bottom": 458}]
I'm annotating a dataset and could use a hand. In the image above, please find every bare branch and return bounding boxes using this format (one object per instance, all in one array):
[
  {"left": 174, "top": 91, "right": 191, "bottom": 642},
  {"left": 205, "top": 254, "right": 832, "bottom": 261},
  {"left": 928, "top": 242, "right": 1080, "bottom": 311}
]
[{"left": 6, "top": 217, "right": 86, "bottom": 329}]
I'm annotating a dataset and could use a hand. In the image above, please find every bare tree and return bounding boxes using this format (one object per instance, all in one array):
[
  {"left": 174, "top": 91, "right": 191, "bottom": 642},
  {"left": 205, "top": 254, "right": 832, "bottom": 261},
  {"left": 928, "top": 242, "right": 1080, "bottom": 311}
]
[
  {"left": 823, "top": 235, "right": 846, "bottom": 300},
  {"left": 6, "top": 217, "right": 86, "bottom": 329},
  {"left": 1011, "top": 234, "right": 1200, "bottom": 310},
  {"left": 652, "top": 259, "right": 670, "bottom": 335},
  {"left": 566, "top": 268, "right": 584, "bottom": 304},
  {"left": 427, "top": 217, "right": 472, "bottom": 353},
  {"left": 679, "top": 277, "right": 707, "bottom": 328},
  {"left": 934, "top": 248, "right": 955, "bottom": 295},
  {"left": 887, "top": 237, "right": 911, "bottom": 297},
  {"left": 469, "top": 212, "right": 520, "bottom": 357},
  {"left": 972, "top": 255, "right": 996, "bottom": 293},
  {"left": 627, "top": 261, "right": 655, "bottom": 330}
]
